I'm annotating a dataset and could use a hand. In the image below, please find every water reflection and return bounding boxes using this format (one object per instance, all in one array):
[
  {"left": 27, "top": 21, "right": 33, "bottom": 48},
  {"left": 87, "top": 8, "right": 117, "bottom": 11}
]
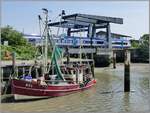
[
  {"left": 1, "top": 63, "right": 149, "bottom": 113},
  {"left": 122, "top": 93, "right": 130, "bottom": 112}
]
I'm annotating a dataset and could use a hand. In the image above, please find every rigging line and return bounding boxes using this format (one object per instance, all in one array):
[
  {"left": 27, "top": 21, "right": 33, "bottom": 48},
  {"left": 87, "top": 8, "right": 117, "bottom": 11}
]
[
  {"left": 79, "top": 28, "right": 82, "bottom": 64},
  {"left": 51, "top": 15, "right": 60, "bottom": 22},
  {"left": 47, "top": 27, "right": 57, "bottom": 73},
  {"left": 48, "top": 34, "right": 62, "bottom": 76},
  {"left": 47, "top": 12, "right": 69, "bottom": 79},
  {"left": 48, "top": 27, "right": 56, "bottom": 49},
  {"left": 56, "top": 12, "right": 64, "bottom": 39},
  {"left": 32, "top": 17, "right": 47, "bottom": 73},
  {"left": 37, "top": 12, "right": 50, "bottom": 74},
  {"left": 47, "top": 32, "right": 55, "bottom": 72},
  {"left": 79, "top": 28, "right": 91, "bottom": 71},
  {"left": 49, "top": 13, "right": 64, "bottom": 61},
  {"left": 40, "top": 23, "right": 48, "bottom": 58},
  {"left": 38, "top": 15, "right": 43, "bottom": 63}
]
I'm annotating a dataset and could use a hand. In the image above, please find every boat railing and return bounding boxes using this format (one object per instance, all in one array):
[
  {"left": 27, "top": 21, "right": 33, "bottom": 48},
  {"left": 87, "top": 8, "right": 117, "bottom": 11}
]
[
  {"left": 43, "top": 79, "right": 77, "bottom": 83},
  {"left": 42, "top": 77, "right": 91, "bottom": 83}
]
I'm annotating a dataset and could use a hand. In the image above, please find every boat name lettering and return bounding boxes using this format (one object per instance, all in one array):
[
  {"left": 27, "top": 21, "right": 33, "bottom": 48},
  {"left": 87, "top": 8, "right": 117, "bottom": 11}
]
[{"left": 25, "top": 83, "right": 32, "bottom": 88}]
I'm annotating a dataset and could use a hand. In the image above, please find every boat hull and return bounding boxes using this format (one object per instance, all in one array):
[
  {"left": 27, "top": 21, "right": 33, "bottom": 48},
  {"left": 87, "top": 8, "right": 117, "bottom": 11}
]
[{"left": 11, "top": 79, "right": 96, "bottom": 100}]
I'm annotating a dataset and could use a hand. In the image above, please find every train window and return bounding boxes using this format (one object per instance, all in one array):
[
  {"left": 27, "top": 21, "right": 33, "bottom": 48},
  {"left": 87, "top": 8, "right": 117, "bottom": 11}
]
[
  {"left": 62, "top": 40, "right": 67, "bottom": 43},
  {"left": 112, "top": 42, "right": 126, "bottom": 45},
  {"left": 97, "top": 41, "right": 103, "bottom": 44},
  {"left": 67, "top": 40, "right": 73, "bottom": 43},
  {"left": 84, "top": 41, "right": 91, "bottom": 44}
]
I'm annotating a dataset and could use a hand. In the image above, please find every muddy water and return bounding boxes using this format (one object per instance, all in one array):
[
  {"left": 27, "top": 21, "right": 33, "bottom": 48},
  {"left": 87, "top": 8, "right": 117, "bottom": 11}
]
[{"left": 1, "top": 63, "right": 150, "bottom": 113}]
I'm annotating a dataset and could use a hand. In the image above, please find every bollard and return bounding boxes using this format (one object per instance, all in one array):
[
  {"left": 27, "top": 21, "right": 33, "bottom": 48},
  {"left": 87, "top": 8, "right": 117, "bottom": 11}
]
[{"left": 124, "top": 49, "right": 130, "bottom": 92}]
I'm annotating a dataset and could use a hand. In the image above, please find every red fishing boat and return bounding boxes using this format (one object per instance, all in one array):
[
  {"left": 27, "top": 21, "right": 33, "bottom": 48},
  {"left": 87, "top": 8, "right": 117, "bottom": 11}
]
[
  {"left": 11, "top": 77, "right": 96, "bottom": 100},
  {"left": 11, "top": 9, "right": 96, "bottom": 100},
  {"left": 11, "top": 64, "right": 96, "bottom": 100}
]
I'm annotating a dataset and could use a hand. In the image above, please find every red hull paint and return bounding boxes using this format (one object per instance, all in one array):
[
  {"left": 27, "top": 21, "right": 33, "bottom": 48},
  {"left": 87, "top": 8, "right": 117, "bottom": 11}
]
[{"left": 11, "top": 79, "right": 96, "bottom": 97}]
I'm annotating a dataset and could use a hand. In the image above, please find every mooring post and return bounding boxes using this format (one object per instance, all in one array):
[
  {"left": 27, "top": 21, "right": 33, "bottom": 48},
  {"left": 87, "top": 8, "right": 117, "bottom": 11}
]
[
  {"left": 1, "top": 68, "right": 3, "bottom": 83},
  {"left": 91, "top": 61, "right": 95, "bottom": 78},
  {"left": 124, "top": 49, "right": 130, "bottom": 92},
  {"left": 12, "top": 52, "right": 16, "bottom": 74},
  {"left": 66, "top": 47, "right": 70, "bottom": 65},
  {"left": 113, "top": 50, "right": 116, "bottom": 69},
  {"left": 16, "top": 66, "right": 18, "bottom": 77}
]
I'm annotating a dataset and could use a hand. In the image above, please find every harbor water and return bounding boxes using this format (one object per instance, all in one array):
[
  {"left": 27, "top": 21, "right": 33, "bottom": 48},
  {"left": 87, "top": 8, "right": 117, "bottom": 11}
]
[{"left": 1, "top": 63, "right": 150, "bottom": 113}]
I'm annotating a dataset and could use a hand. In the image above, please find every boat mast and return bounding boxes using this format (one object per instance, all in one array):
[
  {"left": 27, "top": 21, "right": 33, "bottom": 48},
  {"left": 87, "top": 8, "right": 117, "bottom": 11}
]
[
  {"left": 42, "top": 8, "right": 49, "bottom": 73},
  {"left": 79, "top": 30, "right": 82, "bottom": 64}
]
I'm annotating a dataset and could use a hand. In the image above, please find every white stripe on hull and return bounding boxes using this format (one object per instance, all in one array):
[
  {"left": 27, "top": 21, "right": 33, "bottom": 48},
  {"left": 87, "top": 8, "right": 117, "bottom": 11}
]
[{"left": 14, "top": 94, "right": 50, "bottom": 100}]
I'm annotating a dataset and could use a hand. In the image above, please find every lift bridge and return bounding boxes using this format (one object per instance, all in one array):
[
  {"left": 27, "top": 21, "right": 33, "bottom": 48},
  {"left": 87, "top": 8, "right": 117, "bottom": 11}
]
[
  {"left": 48, "top": 13, "right": 129, "bottom": 56},
  {"left": 25, "top": 13, "right": 130, "bottom": 56}
]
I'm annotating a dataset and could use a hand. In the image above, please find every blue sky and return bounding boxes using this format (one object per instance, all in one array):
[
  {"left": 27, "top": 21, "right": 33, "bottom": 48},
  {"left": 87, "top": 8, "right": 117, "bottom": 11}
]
[{"left": 2, "top": 1, "right": 149, "bottom": 39}]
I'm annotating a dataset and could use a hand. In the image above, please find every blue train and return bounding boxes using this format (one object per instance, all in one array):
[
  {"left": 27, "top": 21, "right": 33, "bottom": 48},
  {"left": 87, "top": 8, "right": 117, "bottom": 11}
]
[{"left": 24, "top": 34, "right": 131, "bottom": 48}]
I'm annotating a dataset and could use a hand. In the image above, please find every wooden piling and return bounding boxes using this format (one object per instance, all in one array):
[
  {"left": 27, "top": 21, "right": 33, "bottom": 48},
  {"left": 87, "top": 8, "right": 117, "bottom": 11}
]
[
  {"left": 113, "top": 50, "right": 116, "bottom": 69},
  {"left": 66, "top": 47, "right": 70, "bottom": 64},
  {"left": 124, "top": 49, "right": 130, "bottom": 92},
  {"left": 91, "top": 62, "right": 95, "bottom": 78},
  {"left": 12, "top": 52, "right": 16, "bottom": 74},
  {"left": 1, "top": 68, "right": 3, "bottom": 83},
  {"left": 22, "top": 67, "right": 25, "bottom": 76}
]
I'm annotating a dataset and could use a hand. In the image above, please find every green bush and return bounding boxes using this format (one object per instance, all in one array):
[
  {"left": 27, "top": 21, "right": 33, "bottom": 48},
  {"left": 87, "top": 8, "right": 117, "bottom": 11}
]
[
  {"left": 1, "top": 26, "right": 37, "bottom": 60},
  {"left": 1, "top": 45, "right": 37, "bottom": 60},
  {"left": 1, "top": 26, "right": 27, "bottom": 46}
]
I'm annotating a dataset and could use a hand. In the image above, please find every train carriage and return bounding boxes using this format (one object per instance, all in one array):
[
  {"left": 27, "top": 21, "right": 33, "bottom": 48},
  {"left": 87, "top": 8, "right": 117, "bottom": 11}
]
[{"left": 23, "top": 34, "right": 131, "bottom": 48}]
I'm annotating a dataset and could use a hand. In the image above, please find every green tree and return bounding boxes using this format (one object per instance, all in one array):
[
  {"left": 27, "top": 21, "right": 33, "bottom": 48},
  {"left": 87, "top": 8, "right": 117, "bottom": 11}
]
[
  {"left": 1, "top": 26, "right": 37, "bottom": 60},
  {"left": 131, "top": 39, "right": 139, "bottom": 48},
  {"left": 1, "top": 25, "right": 27, "bottom": 46},
  {"left": 138, "top": 34, "right": 149, "bottom": 61}
]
